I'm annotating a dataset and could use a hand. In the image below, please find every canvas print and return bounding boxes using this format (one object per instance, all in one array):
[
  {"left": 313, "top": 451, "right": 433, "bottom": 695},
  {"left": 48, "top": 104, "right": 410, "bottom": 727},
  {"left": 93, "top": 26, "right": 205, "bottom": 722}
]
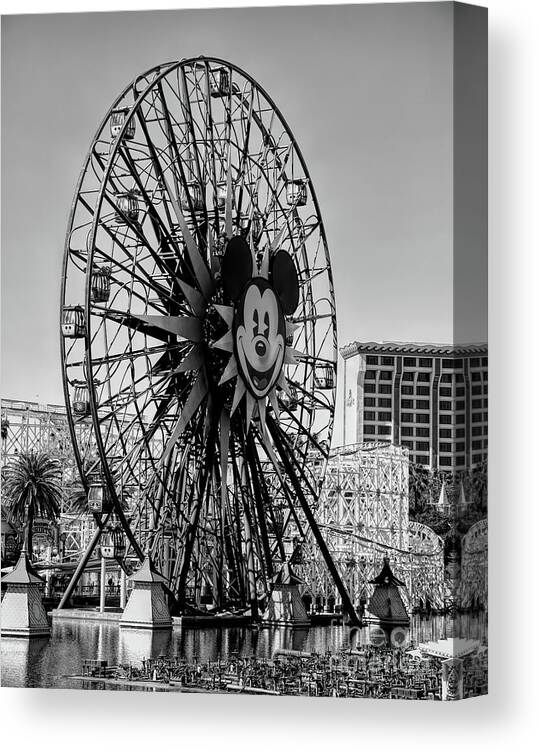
[{"left": 1, "top": 2, "right": 487, "bottom": 700}]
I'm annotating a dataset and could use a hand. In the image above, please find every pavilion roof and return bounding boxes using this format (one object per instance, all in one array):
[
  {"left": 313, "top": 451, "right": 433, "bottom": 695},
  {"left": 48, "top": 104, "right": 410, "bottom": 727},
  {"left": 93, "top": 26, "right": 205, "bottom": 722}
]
[
  {"left": 1, "top": 549, "right": 44, "bottom": 585},
  {"left": 369, "top": 557, "right": 405, "bottom": 587},
  {"left": 129, "top": 554, "right": 167, "bottom": 583}
]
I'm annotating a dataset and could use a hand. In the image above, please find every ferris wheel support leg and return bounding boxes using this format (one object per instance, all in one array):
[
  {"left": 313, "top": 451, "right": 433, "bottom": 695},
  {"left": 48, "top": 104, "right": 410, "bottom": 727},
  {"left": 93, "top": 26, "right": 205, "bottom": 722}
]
[{"left": 267, "top": 416, "right": 361, "bottom": 628}]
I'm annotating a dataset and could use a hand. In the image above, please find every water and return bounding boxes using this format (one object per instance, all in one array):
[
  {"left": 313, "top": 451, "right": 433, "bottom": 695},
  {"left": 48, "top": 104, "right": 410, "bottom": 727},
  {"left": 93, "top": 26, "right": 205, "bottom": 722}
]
[{"left": 1, "top": 613, "right": 487, "bottom": 689}]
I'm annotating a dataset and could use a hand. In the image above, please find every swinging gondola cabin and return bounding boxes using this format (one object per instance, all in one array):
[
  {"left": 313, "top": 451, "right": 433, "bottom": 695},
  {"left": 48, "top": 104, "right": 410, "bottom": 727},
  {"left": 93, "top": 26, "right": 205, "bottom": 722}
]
[
  {"left": 180, "top": 181, "right": 204, "bottom": 213},
  {"left": 110, "top": 107, "right": 136, "bottom": 141},
  {"left": 283, "top": 384, "right": 299, "bottom": 412},
  {"left": 286, "top": 179, "right": 308, "bottom": 207},
  {"left": 61, "top": 306, "right": 84, "bottom": 338},
  {"left": 314, "top": 364, "right": 335, "bottom": 390},
  {"left": 115, "top": 191, "right": 139, "bottom": 224},
  {"left": 239, "top": 212, "right": 262, "bottom": 245},
  {"left": 87, "top": 479, "right": 113, "bottom": 515},
  {"left": 210, "top": 67, "right": 230, "bottom": 98},
  {"left": 90, "top": 266, "right": 112, "bottom": 304},
  {"left": 216, "top": 182, "right": 227, "bottom": 209},
  {"left": 100, "top": 525, "right": 126, "bottom": 560},
  {"left": 72, "top": 382, "right": 90, "bottom": 417}
]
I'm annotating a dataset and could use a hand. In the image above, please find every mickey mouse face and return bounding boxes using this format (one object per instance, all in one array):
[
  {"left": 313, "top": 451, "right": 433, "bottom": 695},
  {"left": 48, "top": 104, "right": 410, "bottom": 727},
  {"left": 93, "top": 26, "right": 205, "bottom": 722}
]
[{"left": 221, "top": 237, "right": 300, "bottom": 400}]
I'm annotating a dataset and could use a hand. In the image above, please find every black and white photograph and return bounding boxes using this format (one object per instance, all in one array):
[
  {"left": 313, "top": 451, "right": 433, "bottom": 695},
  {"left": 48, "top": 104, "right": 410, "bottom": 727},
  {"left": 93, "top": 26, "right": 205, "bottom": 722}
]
[{"left": 1, "top": 1, "right": 488, "bottom": 703}]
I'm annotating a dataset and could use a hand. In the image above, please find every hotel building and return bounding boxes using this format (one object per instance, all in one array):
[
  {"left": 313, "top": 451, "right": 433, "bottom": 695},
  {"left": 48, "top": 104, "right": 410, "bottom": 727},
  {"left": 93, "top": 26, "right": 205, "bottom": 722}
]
[{"left": 340, "top": 342, "right": 488, "bottom": 471}]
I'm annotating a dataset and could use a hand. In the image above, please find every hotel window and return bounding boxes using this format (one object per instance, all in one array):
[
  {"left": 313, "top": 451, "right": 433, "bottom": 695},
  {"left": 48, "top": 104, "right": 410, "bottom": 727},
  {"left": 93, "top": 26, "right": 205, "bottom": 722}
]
[
  {"left": 417, "top": 372, "right": 430, "bottom": 382},
  {"left": 402, "top": 372, "right": 414, "bottom": 381},
  {"left": 483, "top": 384, "right": 488, "bottom": 394},
  {"left": 471, "top": 372, "right": 482, "bottom": 382},
  {"left": 439, "top": 401, "right": 452, "bottom": 411},
  {"left": 378, "top": 398, "right": 391, "bottom": 407},
  {"left": 440, "top": 387, "right": 452, "bottom": 397},
  {"left": 416, "top": 400, "right": 430, "bottom": 409},
  {"left": 470, "top": 358, "right": 480, "bottom": 367},
  {"left": 416, "top": 427, "right": 430, "bottom": 437},
  {"left": 472, "top": 414, "right": 482, "bottom": 422},
  {"left": 456, "top": 442, "right": 465, "bottom": 452},
  {"left": 439, "top": 457, "right": 452, "bottom": 466},
  {"left": 440, "top": 415, "right": 452, "bottom": 424},
  {"left": 456, "top": 387, "right": 465, "bottom": 396},
  {"left": 456, "top": 428, "right": 465, "bottom": 438},
  {"left": 456, "top": 456, "right": 465, "bottom": 466},
  {"left": 365, "top": 370, "right": 376, "bottom": 380},
  {"left": 416, "top": 414, "right": 429, "bottom": 424},
  {"left": 379, "top": 384, "right": 392, "bottom": 394},
  {"left": 455, "top": 373, "right": 464, "bottom": 382},
  {"left": 482, "top": 357, "right": 488, "bottom": 366},
  {"left": 441, "top": 374, "right": 452, "bottom": 383},
  {"left": 455, "top": 401, "right": 465, "bottom": 411},
  {"left": 378, "top": 411, "right": 392, "bottom": 422},
  {"left": 401, "top": 399, "right": 413, "bottom": 409},
  {"left": 416, "top": 441, "right": 430, "bottom": 451},
  {"left": 483, "top": 398, "right": 488, "bottom": 408},
  {"left": 418, "top": 358, "right": 432, "bottom": 368},
  {"left": 439, "top": 443, "right": 452, "bottom": 453},
  {"left": 401, "top": 426, "right": 413, "bottom": 437},
  {"left": 402, "top": 441, "right": 414, "bottom": 450},
  {"left": 381, "top": 357, "right": 394, "bottom": 365},
  {"left": 402, "top": 385, "right": 413, "bottom": 395},
  {"left": 440, "top": 429, "right": 452, "bottom": 438},
  {"left": 366, "top": 356, "right": 378, "bottom": 365},
  {"left": 378, "top": 425, "right": 391, "bottom": 435},
  {"left": 364, "top": 425, "right": 376, "bottom": 434},
  {"left": 380, "top": 371, "right": 392, "bottom": 380},
  {"left": 472, "top": 399, "right": 482, "bottom": 409},
  {"left": 416, "top": 386, "right": 430, "bottom": 396},
  {"left": 472, "top": 440, "right": 482, "bottom": 450},
  {"left": 365, "top": 397, "right": 376, "bottom": 407},
  {"left": 442, "top": 359, "right": 453, "bottom": 368},
  {"left": 416, "top": 455, "right": 429, "bottom": 465},
  {"left": 472, "top": 385, "right": 481, "bottom": 395},
  {"left": 483, "top": 372, "right": 488, "bottom": 381},
  {"left": 401, "top": 413, "right": 413, "bottom": 423},
  {"left": 364, "top": 411, "right": 376, "bottom": 421},
  {"left": 472, "top": 426, "right": 482, "bottom": 436},
  {"left": 472, "top": 454, "right": 483, "bottom": 464},
  {"left": 453, "top": 359, "right": 463, "bottom": 368},
  {"left": 364, "top": 384, "right": 375, "bottom": 393},
  {"left": 404, "top": 358, "right": 416, "bottom": 367}
]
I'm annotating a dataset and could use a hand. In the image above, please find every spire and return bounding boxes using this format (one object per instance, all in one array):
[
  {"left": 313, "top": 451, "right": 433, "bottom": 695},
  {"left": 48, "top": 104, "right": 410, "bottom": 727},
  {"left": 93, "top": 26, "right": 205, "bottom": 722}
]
[
  {"left": 437, "top": 480, "right": 447, "bottom": 507},
  {"left": 1, "top": 547, "right": 44, "bottom": 585},
  {"left": 369, "top": 557, "right": 405, "bottom": 587},
  {"left": 129, "top": 553, "right": 167, "bottom": 584},
  {"left": 459, "top": 482, "right": 468, "bottom": 508}
]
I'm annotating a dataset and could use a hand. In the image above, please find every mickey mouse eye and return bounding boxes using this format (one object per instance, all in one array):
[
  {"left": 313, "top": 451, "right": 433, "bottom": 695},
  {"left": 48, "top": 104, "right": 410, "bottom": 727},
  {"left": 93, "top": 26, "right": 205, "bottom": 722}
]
[
  {"left": 253, "top": 309, "right": 259, "bottom": 337},
  {"left": 263, "top": 312, "right": 270, "bottom": 338}
]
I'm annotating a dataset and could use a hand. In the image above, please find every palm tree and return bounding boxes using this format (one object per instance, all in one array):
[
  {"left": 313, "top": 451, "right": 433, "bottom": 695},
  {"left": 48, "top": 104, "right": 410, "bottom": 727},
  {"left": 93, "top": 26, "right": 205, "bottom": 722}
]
[{"left": 3, "top": 451, "right": 62, "bottom": 556}]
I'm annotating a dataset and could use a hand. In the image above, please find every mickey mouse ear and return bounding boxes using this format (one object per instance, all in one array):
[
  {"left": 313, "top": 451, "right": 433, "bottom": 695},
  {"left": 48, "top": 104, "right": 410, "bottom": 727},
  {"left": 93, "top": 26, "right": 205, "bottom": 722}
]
[
  {"left": 221, "top": 236, "right": 253, "bottom": 301},
  {"left": 271, "top": 250, "right": 300, "bottom": 315}
]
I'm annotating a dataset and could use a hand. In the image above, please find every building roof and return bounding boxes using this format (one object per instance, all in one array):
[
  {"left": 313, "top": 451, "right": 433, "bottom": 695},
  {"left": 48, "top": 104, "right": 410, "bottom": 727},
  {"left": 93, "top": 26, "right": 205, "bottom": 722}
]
[
  {"left": 129, "top": 554, "right": 167, "bottom": 584},
  {"left": 369, "top": 557, "right": 406, "bottom": 588},
  {"left": 340, "top": 341, "right": 488, "bottom": 359},
  {"left": 1, "top": 548, "right": 45, "bottom": 585}
]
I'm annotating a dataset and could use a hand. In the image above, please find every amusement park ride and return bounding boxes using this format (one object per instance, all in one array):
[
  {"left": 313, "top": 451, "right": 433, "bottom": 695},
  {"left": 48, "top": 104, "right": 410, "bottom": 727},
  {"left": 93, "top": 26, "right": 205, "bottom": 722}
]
[{"left": 58, "top": 57, "right": 360, "bottom": 622}]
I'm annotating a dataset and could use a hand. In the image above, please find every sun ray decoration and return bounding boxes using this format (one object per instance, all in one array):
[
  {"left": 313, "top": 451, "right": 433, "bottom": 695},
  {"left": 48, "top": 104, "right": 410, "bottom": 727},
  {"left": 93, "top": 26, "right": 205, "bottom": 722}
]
[{"left": 59, "top": 57, "right": 358, "bottom": 623}]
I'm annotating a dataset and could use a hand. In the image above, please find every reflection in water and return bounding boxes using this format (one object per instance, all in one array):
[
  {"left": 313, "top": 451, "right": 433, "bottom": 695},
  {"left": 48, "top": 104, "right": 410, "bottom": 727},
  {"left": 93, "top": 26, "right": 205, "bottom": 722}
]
[{"left": 1, "top": 613, "right": 487, "bottom": 689}]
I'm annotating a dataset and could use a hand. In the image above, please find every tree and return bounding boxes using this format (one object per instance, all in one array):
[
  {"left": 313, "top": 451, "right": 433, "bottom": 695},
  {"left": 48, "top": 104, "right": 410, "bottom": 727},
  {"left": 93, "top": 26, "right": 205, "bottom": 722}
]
[{"left": 3, "top": 451, "right": 62, "bottom": 555}]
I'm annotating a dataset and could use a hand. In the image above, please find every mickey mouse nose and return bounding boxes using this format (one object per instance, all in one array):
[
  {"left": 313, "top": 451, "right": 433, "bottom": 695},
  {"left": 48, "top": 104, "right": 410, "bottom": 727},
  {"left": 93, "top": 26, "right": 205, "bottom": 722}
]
[{"left": 255, "top": 341, "right": 267, "bottom": 357}]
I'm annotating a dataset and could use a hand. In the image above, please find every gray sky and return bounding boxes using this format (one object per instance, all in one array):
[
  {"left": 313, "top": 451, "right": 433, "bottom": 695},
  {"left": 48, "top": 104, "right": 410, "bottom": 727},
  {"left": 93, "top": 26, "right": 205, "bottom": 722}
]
[{"left": 1, "top": 3, "right": 485, "bottom": 423}]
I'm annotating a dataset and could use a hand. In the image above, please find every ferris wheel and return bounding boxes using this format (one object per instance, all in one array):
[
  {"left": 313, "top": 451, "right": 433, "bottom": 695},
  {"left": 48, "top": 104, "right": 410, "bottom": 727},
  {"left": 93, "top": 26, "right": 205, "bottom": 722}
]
[{"left": 60, "top": 57, "right": 356, "bottom": 621}]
